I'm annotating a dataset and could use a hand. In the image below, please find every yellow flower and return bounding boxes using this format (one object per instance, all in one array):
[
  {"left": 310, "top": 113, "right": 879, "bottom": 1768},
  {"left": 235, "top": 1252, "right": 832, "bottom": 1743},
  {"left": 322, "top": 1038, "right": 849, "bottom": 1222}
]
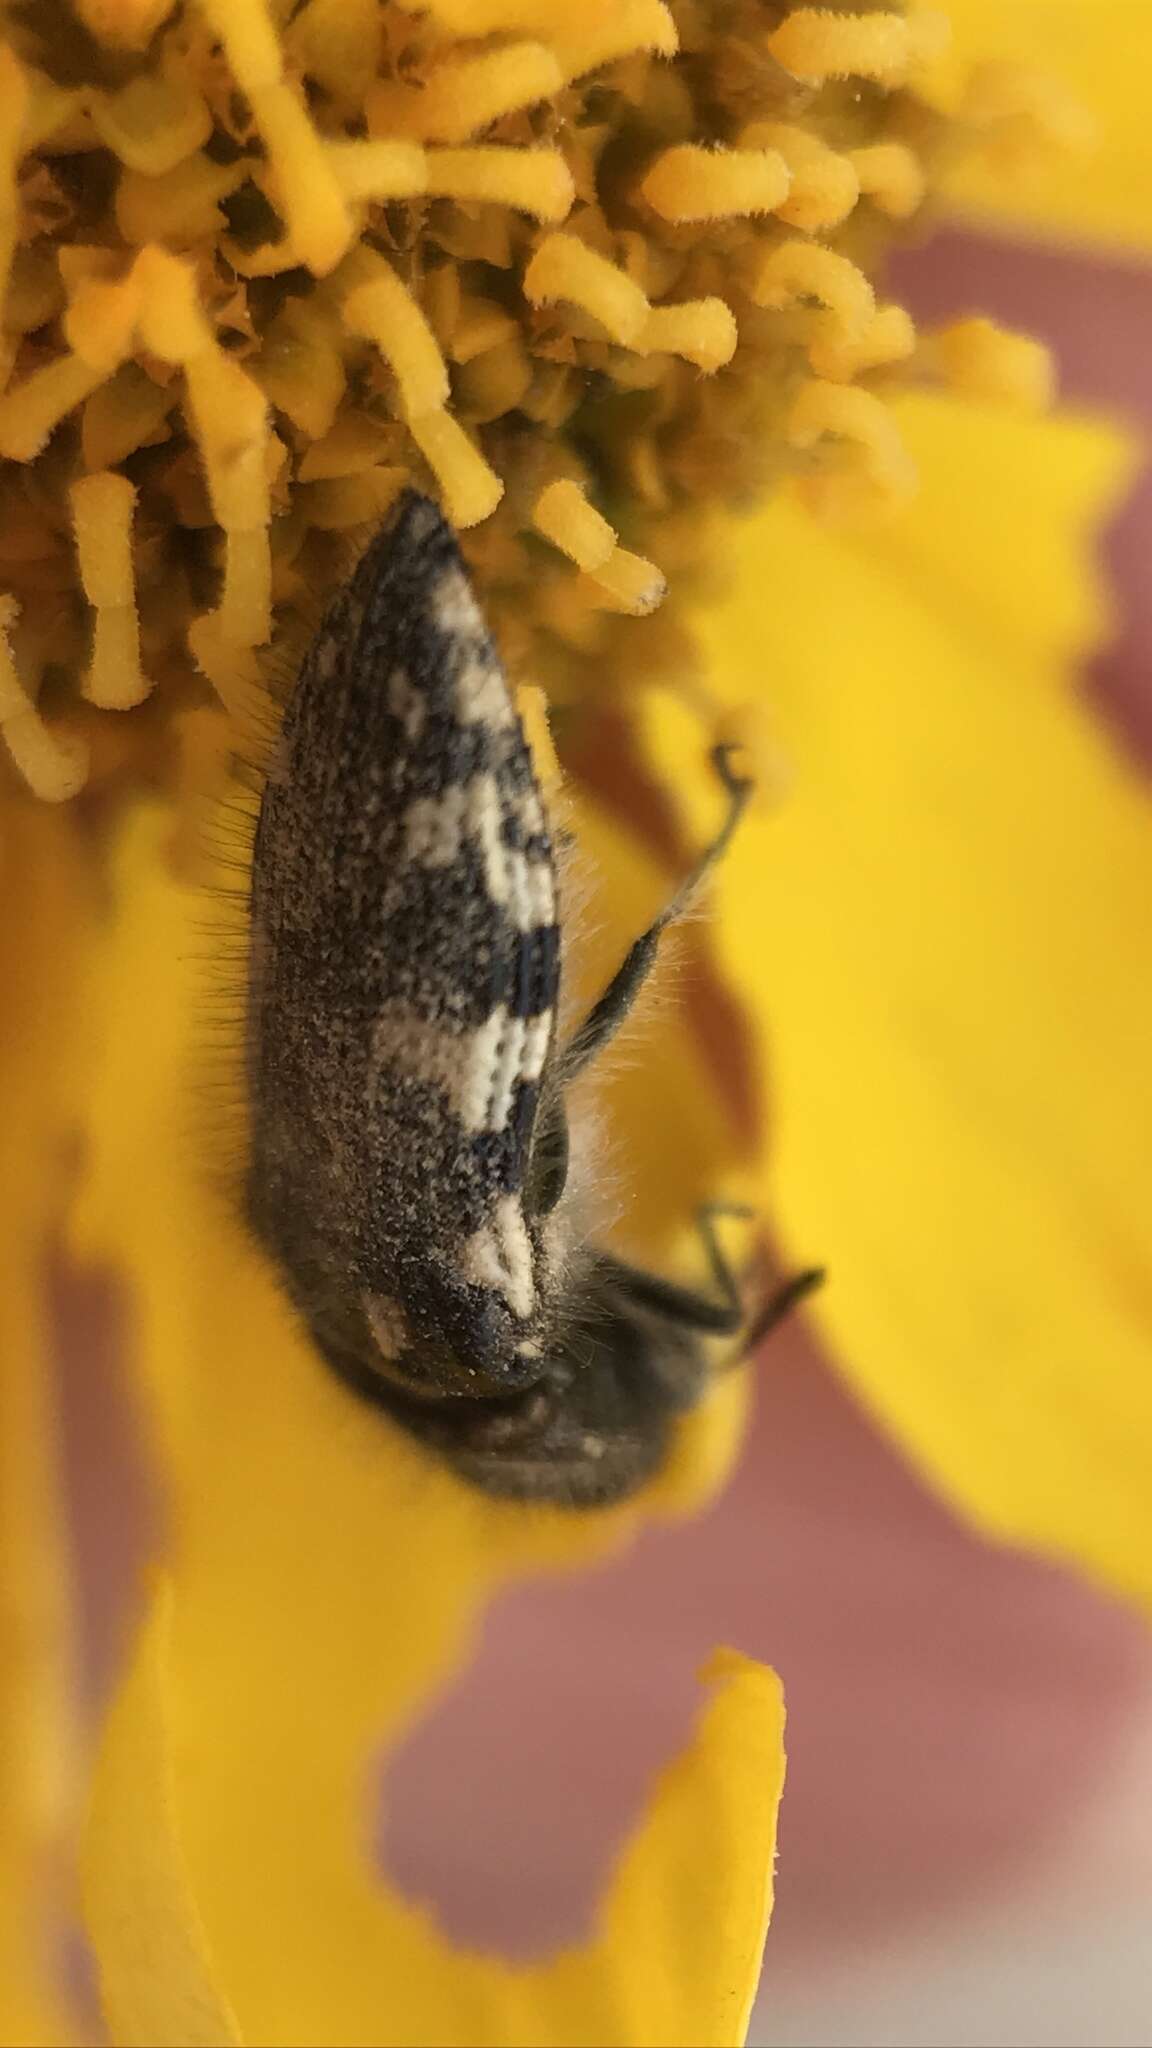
[{"left": 0, "top": 0, "right": 1146, "bottom": 2042}]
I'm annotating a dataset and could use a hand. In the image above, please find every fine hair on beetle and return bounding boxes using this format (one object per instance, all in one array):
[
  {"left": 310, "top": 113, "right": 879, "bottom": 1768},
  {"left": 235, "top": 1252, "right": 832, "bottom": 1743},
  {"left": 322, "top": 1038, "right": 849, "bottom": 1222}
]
[{"left": 229, "top": 486, "right": 820, "bottom": 1506}]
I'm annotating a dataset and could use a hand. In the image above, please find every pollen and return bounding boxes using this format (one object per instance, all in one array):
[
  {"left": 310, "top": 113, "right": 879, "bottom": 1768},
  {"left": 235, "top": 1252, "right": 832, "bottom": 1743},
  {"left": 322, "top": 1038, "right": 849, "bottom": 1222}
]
[{"left": 0, "top": 0, "right": 1064, "bottom": 802}]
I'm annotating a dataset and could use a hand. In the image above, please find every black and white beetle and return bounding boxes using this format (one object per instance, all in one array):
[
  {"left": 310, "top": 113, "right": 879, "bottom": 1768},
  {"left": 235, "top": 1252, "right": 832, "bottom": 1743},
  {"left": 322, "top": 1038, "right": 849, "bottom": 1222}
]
[{"left": 246, "top": 490, "right": 818, "bottom": 1505}]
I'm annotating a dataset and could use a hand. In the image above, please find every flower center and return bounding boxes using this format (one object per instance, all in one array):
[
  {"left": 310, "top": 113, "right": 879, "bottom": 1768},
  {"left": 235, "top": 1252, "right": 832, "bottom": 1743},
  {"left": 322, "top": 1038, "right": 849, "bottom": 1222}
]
[{"left": 0, "top": 1, "right": 1055, "bottom": 801}]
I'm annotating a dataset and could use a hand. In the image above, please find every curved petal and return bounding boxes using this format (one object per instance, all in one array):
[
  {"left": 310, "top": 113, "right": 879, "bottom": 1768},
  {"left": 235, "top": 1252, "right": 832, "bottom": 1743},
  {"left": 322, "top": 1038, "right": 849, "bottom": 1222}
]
[
  {"left": 673, "top": 392, "right": 1152, "bottom": 1609},
  {"left": 73, "top": 809, "right": 780, "bottom": 2047},
  {"left": 939, "top": 0, "right": 1152, "bottom": 255}
]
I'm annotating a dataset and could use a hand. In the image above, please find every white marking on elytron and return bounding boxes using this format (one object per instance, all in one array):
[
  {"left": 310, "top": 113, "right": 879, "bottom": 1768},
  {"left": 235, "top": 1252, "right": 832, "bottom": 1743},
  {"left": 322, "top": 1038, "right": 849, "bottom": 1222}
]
[
  {"left": 363, "top": 1292, "right": 411, "bottom": 1359},
  {"left": 463, "top": 1196, "right": 535, "bottom": 1318},
  {"left": 387, "top": 665, "right": 425, "bottom": 739},
  {"left": 517, "top": 787, "right": 544, "bottom": 837},
  {"left": 493, "top": 846, "right": 556, "bottom": 931},
  {"left": 432, "top": 563, "right": 513, "bottom": 727},
  {"left": 430, "top": 559, "right": 514, "bottom": 726},
  {"left": 455, "top": 649, "right": 515, "bottom": 729},
  {"left": 372, "top": 999, "right": 553, "bottom": 1135},
  {"left": 401, "top": 776, "right": 556, "bottom": 929},
  {"left": 524, "top": 853, "right": 554, "bottom": 932},
  {"left": 404, "top": 782, "right": 467, "bottom": 867},
  {"left": 522, "top": 1011, "right": 551, "bottom": 1082},
  {"left": 458, "top": 1006, "right": 507, "bottom": 1131},
  {"left": 486, "top": 1007, "right": 552, "bottom": 1134},
  {"left": 466, "top": 775, "right": 509, "bottom": 906},
  {"left": 431, "top": 565, "right": 484, "bottom": 644}
]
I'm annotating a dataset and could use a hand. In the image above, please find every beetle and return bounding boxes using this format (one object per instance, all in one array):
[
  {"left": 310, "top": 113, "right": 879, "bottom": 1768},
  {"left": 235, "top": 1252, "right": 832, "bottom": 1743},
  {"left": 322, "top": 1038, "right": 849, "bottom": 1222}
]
[{"left": 246, "top": 488, "right": 818, "bottom": 1504}]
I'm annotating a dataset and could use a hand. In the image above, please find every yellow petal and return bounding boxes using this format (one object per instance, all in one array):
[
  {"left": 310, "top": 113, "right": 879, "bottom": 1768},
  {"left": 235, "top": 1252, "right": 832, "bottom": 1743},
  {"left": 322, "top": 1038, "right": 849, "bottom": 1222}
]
[
  {"left": 940, "top": 0, "right": 1152, "bottom": 253},
  {"left": 0, "top": 805, "right": 91, "bottom": 2046},
  {"left": 82, "top": 1581, "right": 242, "bottom": 2048},
  {"left": 73, "top": 809, "right": 780, "bottom": 2046},
  {"left": 680, "top": 391, "right": 1152, "bottom": 1609}
]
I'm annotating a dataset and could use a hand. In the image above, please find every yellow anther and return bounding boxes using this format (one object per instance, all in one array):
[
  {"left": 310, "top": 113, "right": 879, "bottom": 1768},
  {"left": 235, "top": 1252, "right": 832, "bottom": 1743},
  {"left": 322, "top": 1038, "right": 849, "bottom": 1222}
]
[
  {"left": 407, "top": 409, "right": 504, "bottom": 528},
  {"left": 422, "top": 0, "right": 676, "bottom": 74},
  {"left": 196, "top": 0, "right": 281, "bottom": 94},
  {"left": 218, "top": 525, "right": 273, "bottom": 648},
  {"left": 342, "top": 260, "right": 450, "bottom": 421},
  {"left": 324, "top": 141, "right": 428, "bottom": 203},
  {"left": 393, "top": 44, "right": 564, "bottom": 144},
  {"left": 638, "top": 299, "right": 737, "bottom": 373},
  {"left": 752, "top": 241, "right": 874, "bottom": 344},
  {"left": 284, "top": 0, "right": 384, "bottom": 107},
  {"left": 768, "top": 8, "right": 949, "bottom": 86},
  {"left": 583, "top": 548, "right": 667, "bottom": 615},
  {"left": 423, "top": 147, "right": 574, "bottom": 224},
  {"left": 0, "top": 355, "right": 107, "bottom": 462},
  {"left": 184, "top": 350, "right": 269, "bottom": 530},
  {"left": 132, "top": 245, "right": 214, "bottom": 363},
  {"left": 134, "top": 248, "right": 275, "bottom": 648},
  {"left": 933, "top": 317, "right": 1055, "bottom": 413},
  {"left": 64, "top": 272, "right": 143, "bottom": 371},
  {"left": 849, "top": 143, "right": 926, "bottom": 220},
  {"left": 195, "top": 0, "right": 351, "bottom": 272},
  {"left": 0, "top": 596, "right": 88, "bottom": 799},
  {"left": 87, "top": 63, "right": 212, "bottom": 176},
  {"left": 640, "top": 145, "right": 791, "bottom": 223},
  {"left": 248, "top": 82, "right": 353, "bottom": 275},
  {"left": 808, "top": 302, "right": 916, "bottom": 381},
  {"left": 70, "top": 471, "right": 153, "bottom": 709},
  {"left": 70, "top": 470, "right": 137, "bottom": 610},
  {"left": 788, "top": 378, "right": 915, "bottom": 502},
  {"left": 743, "top": 124, "right": 860, "bottom": 232},
  {"left": 548, "top": 0, "right": 678, "bottom": 80},
  {"left": 186, "top": 611, "right": 267, "bottom": 734},
  {"left": 116, "top": 154, "right": 248, "bottom": 248},
  {"left": 533, "top": 480, "right": 616, "bottom": 573},
  {"left": 524, "top": 234, "right": 651, "bottom": 347}
]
